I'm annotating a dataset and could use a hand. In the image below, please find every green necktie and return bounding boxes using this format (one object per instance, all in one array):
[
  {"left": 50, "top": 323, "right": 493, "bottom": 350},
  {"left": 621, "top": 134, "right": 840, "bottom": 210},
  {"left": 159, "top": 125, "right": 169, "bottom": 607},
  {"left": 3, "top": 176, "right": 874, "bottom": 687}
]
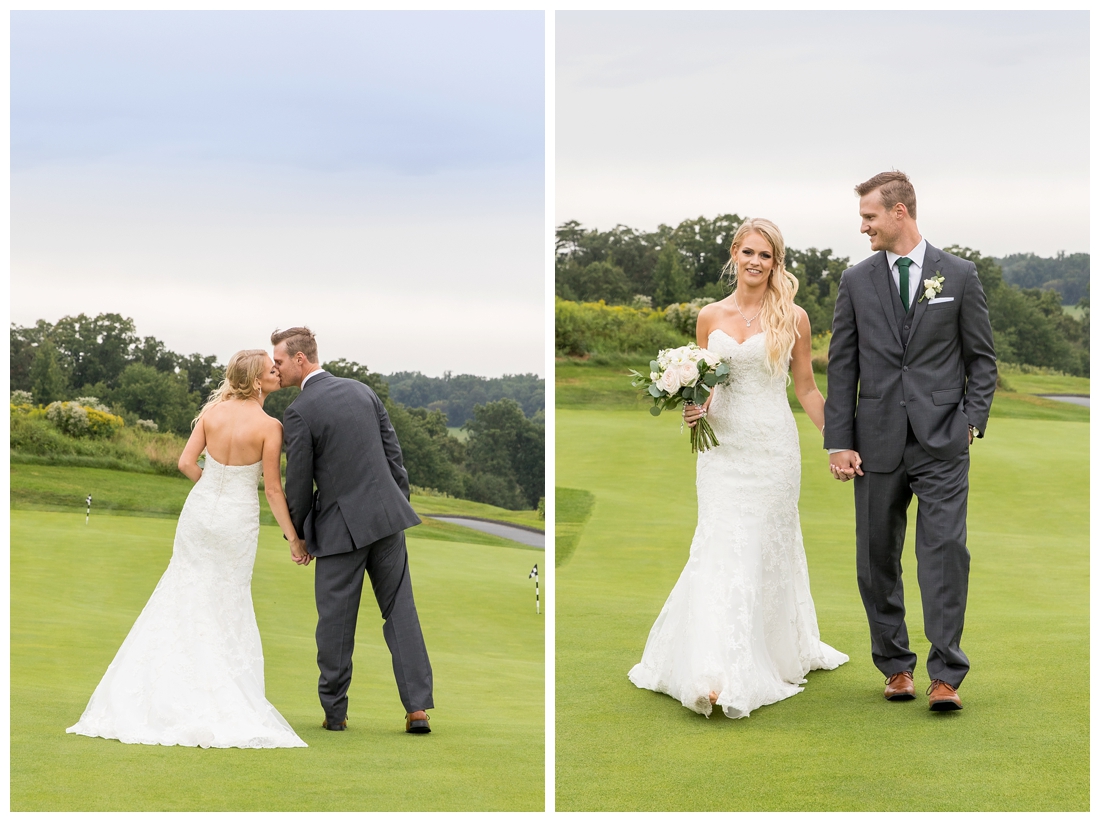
[{"left": 897, "top": 257, "right": 913, "bottom": 312}]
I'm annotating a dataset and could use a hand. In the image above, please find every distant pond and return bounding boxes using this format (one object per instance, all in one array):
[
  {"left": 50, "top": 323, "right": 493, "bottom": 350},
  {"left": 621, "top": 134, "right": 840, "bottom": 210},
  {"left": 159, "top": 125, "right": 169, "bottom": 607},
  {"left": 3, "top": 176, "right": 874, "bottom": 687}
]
[{"left": 1038, "top": 395, "right": 1090, "bottom": 408}]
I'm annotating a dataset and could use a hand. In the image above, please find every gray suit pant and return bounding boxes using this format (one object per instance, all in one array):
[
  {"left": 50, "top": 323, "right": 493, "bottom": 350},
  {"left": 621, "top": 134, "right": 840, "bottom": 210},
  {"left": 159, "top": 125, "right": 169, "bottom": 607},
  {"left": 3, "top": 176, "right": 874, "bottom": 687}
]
[
  {"left": 314, "top": 530, "right": 434, "bottom": 722},
  {"left": 854, "top": 427, "right": 971, "bottom": 687}
]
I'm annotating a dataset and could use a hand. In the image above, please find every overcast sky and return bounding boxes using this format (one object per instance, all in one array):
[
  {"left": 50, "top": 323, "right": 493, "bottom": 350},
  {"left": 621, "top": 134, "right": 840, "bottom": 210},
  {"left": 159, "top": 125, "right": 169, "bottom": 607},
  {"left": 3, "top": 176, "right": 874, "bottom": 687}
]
[
  {"left": 557, "top": 11, "right": 1089, "bottom": 265},
  {"left": 12, "top": 11, "right": 544, "bottom": 377}
]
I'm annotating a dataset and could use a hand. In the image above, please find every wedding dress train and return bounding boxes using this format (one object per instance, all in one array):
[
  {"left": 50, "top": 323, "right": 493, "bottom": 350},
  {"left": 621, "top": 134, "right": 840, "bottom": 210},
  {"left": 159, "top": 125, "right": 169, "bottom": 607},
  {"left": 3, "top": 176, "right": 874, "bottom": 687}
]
[
  {"left": 629, "top": 330, "right": 847, "bottom": 719},
  {"left": 67, "top": 455, "right": 306, "bottom": 748}
]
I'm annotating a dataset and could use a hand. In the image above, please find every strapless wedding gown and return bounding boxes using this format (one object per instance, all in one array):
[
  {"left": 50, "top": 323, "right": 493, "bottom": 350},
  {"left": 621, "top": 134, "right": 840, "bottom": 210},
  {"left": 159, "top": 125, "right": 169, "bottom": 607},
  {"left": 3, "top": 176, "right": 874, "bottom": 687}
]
[
  {"left": 628, "top": 329, "right": 848, "bottom": 718},
  {"left": 67, "top": 455, "right": 306, "bottom": 748}
]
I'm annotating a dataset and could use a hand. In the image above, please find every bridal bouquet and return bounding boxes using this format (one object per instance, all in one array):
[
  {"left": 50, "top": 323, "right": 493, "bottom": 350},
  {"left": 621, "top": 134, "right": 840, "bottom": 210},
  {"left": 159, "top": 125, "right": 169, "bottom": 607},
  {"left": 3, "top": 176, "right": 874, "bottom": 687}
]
[{"left": 630, "top": 343, "right": 730, "bottom": 453}]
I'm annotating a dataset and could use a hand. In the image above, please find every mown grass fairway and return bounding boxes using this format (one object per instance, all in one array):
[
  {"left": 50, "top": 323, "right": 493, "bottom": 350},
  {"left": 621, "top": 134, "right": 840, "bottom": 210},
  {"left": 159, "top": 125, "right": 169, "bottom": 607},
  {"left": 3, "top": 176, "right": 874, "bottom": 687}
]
[
  {"left": 555, "top": 390, "right": 1088, "bottom": 810},
  {"left": 557, "top": 356, "right": 1089, "bottom": 423},
  {"left": 554, "top": 487, "right": 595, "bottom": 568},
  {"left": 12, "top": 495, "right": 543, "bottom": 809},
  {"left": 10, "top": 463, "right": 539, "bottom": 548},
  {"left": 997, "top": 365, "right": 1090, "bottom": 396}
]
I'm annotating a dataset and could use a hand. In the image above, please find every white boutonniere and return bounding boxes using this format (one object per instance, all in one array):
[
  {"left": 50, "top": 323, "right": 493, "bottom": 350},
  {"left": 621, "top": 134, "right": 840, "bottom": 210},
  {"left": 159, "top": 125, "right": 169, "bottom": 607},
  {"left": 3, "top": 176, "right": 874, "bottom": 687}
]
[{"left": 918, "top": 271, "right": 945, "bottom": 303}]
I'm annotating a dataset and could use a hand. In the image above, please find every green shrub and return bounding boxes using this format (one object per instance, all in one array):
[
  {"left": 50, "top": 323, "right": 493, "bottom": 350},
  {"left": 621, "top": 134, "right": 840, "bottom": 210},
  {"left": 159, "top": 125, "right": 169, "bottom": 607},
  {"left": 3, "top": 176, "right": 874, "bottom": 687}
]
[
  {"left": 74, "top": 396, "right": 110, "bottom": 412},
  {"left": 11, "top": 414, "right": 79, "bottom": 457},
  {"left": 44, "top": 401, "right": 124, "bottom": 439},
  {"left": 556, "top": 298, "right": 689, "bottom": 357},
  {"left": 463, "top": 471, "right": 527, "bottom": 511},
  {"left": 410, "top": 485, "right": 455, "bottom": 499},
  {"left": 44, "top": 402, "right": 90, "bottom": 437},
  {"left": 10, "top": 401, "right": 45, "bottom": 420},
  {"left": 11, "top": 414, "right": 185, "bottom": 475},
  {"left": 809, "top": 332, "right": 831, "bottom": 374},
  {"left": 663, "top": 298, "right": 715, "bottom": 337}
]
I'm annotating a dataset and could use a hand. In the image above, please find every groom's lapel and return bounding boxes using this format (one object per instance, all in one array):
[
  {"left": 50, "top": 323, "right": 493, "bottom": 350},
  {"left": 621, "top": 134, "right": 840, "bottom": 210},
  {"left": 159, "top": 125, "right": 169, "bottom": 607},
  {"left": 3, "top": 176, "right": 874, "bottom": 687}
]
[
  {"left": 868, "top": 252, "right": 903, "bottom": 349},
  {"left": 904, "top": 244, "right": 939, "bottom": 355}
]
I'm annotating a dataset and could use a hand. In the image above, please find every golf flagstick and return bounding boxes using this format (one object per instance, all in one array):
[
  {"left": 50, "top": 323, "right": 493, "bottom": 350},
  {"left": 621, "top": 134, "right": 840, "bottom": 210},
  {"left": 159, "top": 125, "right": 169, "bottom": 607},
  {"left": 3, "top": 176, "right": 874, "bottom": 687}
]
[
  {"left": 528, "top": 563, "right": 539, "bottom": 614},
  {"left": 86, "top": 494, "right": 92, "bottom": 525}
]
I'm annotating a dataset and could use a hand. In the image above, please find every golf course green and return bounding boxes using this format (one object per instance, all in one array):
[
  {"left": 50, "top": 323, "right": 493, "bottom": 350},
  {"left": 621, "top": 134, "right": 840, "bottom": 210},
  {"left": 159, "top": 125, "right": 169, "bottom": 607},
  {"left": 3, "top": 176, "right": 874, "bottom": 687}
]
[
  {"left": 10, "top": 468, "right": 544, "bottom": 812},
  {"left": 555, "top": 365, "right": 1088, "bottom": 811}
]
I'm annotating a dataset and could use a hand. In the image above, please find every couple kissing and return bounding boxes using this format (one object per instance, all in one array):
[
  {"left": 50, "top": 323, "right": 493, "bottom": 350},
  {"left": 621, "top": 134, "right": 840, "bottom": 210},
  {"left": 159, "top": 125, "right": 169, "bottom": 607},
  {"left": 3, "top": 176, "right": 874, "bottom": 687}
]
[{"left": 68, "top": 326, "right": 433, "bottom": 747}]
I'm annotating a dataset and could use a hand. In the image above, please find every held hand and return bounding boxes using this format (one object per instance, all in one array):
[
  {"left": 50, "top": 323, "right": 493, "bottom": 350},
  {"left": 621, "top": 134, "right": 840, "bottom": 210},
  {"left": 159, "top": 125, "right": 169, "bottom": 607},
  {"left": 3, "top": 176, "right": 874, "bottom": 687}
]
[
  {"left": 289, "top": 537, "right": 312, "bottom": 566},
  {"left": 829, "top": 450, "right": 864, "bottom": 482}
]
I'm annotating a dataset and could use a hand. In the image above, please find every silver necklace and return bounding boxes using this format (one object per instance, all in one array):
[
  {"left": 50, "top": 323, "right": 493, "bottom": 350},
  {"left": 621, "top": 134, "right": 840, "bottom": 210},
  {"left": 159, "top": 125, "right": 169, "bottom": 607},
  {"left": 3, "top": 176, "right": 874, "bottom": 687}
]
[{"left": 733, "top": 295, "right": 762, "bottom": 327}]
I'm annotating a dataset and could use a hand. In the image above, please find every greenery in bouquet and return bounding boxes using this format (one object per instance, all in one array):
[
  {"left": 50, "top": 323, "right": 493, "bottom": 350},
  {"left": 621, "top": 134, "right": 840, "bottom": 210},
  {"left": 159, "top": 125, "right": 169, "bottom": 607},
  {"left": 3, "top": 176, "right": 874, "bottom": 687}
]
[{"left": 630, "top": 343, "right": 730, "bottom": 453}]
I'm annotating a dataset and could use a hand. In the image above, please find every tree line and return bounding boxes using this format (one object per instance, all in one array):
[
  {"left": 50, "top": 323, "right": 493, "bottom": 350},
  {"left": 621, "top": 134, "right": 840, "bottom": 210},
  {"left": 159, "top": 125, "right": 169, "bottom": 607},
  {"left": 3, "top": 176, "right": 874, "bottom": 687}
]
[
  {"left": 556, "top": 216, "right": 1089, "bottom": 376},
  {"left": 557, "top": 215, "right": 849, "bottom": 339},
  {"left": 381, "top": 371, "right": 543, "bottom": 427},
  {"left": 995, "top": 252, "right": 1090, "bottom": 305},
  {"left": 10, "top": 314, "right": 544, "bottom": 511}
]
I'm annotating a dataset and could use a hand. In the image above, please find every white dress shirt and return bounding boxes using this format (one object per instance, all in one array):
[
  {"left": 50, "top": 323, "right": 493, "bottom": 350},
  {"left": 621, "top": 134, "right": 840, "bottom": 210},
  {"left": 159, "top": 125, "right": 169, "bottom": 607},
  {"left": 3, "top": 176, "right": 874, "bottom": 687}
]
[
  {"left": 300, "top": 368, "right": 326, "bottom": 390},
  {"left": 886, "top": 237, "right": 926, "bottom": 309}
]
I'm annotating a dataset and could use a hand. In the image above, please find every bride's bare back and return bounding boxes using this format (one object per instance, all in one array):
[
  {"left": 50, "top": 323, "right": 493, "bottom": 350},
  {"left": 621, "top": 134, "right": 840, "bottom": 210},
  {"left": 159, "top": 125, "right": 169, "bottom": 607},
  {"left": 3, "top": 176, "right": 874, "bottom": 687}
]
[
  {"left": 175, "top": 350, "right": 308, "bottom": 564},
  {"left": 200, "top": 399, "right": 276, "bottom": 466}
]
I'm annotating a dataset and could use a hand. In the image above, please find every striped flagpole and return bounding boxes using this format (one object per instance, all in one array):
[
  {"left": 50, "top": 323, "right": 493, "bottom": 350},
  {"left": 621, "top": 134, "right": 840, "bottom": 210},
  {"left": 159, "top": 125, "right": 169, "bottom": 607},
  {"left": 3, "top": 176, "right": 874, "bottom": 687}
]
[
  {"left": 85, "top": 494, "right": 92, "bottom": 525},
  {"left": 528, "top": 563, "right": 539, "bottom": 614}
]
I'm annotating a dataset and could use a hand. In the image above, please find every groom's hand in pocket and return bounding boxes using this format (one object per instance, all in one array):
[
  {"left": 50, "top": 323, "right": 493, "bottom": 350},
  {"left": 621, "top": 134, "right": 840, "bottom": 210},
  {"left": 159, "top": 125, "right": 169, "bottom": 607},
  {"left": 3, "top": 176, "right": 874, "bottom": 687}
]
[{"left": 829, "top": 450, "right": 863, "bottom": 482}]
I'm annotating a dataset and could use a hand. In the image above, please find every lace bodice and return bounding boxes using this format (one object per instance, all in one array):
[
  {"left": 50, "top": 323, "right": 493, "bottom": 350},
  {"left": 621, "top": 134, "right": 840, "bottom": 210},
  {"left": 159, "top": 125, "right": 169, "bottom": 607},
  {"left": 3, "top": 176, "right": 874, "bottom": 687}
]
[
  {"left": 171, "top": 455, "right": 264, "bottom": 587},
  {"left": 702, "top": 329, "right": 794, "bottom": 444}
]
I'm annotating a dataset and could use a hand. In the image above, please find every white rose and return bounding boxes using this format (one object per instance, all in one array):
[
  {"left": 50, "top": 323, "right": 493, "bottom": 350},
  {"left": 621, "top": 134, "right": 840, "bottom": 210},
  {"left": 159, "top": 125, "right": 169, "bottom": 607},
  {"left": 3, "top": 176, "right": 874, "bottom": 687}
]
[
  {"left": 925, "top": 286, "right": 937, "bottom": 300},
  {"left": 677, "top": 361, "right": 699, "bottom": 388},
  {"left": 700, "top": 349, "right": 721, "bottom": 367},
  {"left": 658, "top": 368, "right": 681, "bottom": 394}
]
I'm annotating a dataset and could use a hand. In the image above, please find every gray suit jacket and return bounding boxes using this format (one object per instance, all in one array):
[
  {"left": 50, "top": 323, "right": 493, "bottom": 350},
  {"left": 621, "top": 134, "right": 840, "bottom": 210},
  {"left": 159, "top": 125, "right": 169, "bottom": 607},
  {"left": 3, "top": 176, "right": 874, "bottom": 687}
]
[
  {"left": 824, "top": 243, "right": 998, "bottom": 473},
  {"left": 283, "top": 371, "right": 421, "bottom": 557}
]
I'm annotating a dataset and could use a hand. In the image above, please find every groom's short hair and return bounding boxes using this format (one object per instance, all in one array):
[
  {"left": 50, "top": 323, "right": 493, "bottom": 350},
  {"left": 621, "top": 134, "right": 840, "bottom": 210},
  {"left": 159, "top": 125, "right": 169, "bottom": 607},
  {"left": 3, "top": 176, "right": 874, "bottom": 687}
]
[
  {"left": 855, "top": 171, "right": 917, "bottom": 219},
  {"left": 271, "top": 326, "right": 319, "bottom": 363}
]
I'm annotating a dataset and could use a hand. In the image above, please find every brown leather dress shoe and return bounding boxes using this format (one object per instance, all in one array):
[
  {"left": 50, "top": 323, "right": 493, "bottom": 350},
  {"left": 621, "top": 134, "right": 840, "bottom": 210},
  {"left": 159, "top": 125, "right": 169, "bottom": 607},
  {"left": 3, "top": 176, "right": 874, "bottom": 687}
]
[
  {"left": 405, "top": 711, "right": 431, "bottom": 734},
  {"left": 927, "top": 680, "right": 962, "bottom": 711},
  {"left": 322, "top": 716, "right": 348, "bottom": 731},
  {"left": 884, "top": 671, "right": 916, "bottom": 701}
]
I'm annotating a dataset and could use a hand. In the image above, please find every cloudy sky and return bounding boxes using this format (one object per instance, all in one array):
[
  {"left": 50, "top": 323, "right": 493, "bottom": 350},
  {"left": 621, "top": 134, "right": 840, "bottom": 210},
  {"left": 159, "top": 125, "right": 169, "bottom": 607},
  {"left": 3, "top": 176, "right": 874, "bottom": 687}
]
[
  {"left": 557, "top": 11, "right": 1089, "bottom": 265},
  {"left": 12, "top": 11, "right": 544, "bottom": 377}
]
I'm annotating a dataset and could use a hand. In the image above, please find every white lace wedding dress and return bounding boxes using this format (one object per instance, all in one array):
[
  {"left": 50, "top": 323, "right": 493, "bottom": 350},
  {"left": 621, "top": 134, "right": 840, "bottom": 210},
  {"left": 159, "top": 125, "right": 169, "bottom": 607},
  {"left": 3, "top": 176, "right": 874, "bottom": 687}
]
[
  {"left": 628, "top": 329, "right": 848, "bottom": 718},
  {"left": 67, "top": 455, "right": 306, "bottom": 748}
]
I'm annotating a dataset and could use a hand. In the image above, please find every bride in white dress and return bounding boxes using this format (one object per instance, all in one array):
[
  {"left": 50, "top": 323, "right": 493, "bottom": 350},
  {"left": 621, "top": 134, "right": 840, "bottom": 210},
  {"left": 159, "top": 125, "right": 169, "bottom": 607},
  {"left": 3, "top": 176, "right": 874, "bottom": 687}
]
[
  {"left": 67, "top": 349, "right": 311, "bottom": 748},
  {"left": 628, "top": 218, "right": 848, "bottom": 719}
]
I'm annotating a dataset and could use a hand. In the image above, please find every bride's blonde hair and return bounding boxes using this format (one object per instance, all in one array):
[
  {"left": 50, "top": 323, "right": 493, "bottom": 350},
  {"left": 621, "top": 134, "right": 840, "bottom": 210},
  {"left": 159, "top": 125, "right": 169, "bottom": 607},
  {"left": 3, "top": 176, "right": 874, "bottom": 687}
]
[
  {"left": 193, "top": 349, "right": 268, "bottom": 426},
  {"left": 722, "top": 218, "right": 800, "bottom": 377}
]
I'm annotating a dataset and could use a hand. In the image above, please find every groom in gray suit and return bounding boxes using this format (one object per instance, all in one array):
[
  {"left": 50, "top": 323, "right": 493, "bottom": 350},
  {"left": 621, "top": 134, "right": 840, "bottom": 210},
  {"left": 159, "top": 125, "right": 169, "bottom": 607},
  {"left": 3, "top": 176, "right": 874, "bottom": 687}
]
[
  {"left": 272, "top": 326, "right": 434, "bottom": 733},
  {"left": 824, "top": 171, "right": 997, "bottom": 711}
]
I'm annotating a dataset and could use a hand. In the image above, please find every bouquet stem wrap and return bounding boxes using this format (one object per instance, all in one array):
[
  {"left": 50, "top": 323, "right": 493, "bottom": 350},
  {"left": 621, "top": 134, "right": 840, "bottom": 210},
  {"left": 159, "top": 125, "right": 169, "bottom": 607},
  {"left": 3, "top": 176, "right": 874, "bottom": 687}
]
[{"left": 684, "top": 402, "right": 720, "bottom": 454}]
